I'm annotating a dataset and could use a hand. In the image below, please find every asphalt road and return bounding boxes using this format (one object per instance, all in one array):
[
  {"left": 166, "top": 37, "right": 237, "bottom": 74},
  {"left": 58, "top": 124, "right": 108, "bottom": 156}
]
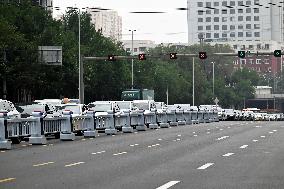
[{"left": 0, "top": 121, "right": 284, "bottom": 189}]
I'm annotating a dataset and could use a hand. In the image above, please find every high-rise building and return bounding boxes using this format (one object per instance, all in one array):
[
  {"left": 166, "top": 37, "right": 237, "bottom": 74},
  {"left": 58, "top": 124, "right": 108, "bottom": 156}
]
[
  {"left": 87, "top": 9, "right": 122, "bottom": 41},
  {"left": 32, "top": 0, "right": 53, "bottom": 13},
  {"left": 187, "top": 0, "right": 284, "bottom": 44}
]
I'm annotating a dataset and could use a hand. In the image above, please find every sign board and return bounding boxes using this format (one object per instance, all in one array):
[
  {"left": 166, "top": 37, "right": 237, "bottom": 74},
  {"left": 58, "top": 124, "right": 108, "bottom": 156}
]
[{"left": 38, "top": 46, "right": 62, "bottom": 66}]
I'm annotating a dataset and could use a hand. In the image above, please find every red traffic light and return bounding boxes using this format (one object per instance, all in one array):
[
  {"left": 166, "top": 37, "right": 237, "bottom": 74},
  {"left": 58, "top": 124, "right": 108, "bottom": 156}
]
[
  {"left": 138, "top": 53, "right": 146, "bottom": 60},
  {"left": 108, "top": 55, "right": 116, "bottom": 61},
  {"left": 170, "top": 53, "right": 177, "bottom": 59},
  {"left": 199, "top": 52, "right": 207, "bottom": 59}
]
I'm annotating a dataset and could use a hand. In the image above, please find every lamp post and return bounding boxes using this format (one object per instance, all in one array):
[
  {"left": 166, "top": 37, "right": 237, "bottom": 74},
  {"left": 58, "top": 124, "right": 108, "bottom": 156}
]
[
  {"left": 192, "top": 57, "right": 195, "bottom": 106},
  {"left": 78, "top": 8, "right": 84, "bottom": 104},
  {"left": 129, "top": 29, "right": 136, "bottom": 89},
  {"left": 212, "top": 61, "right": 215, "bottom": 97}
]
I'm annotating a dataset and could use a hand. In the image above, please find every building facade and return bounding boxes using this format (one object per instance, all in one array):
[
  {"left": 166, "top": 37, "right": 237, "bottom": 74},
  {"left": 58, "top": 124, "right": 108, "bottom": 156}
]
[
  {"left": 87, "top": 9, "right": 122, "bottom": 41},
  {"left": 33, "top": 0, "right": 53, "bottom": 13},
  {"left": 122, "top": 40, "right": 157, "bottom": 55}
]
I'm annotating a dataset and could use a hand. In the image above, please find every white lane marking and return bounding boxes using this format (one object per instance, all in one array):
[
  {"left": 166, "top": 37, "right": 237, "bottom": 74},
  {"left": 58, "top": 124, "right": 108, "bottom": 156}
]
[
  {"left": 177, "top": 134, "right": 181, "bottom": 137},
  {"left": 216, "top": 136, "right": 229, "bottom": 141},
  {"left": 158, "top": 138, "right": 163, "bottom": 141},
  {"left": 156, "top": 181, "right": 180, "bottom": 189},
  {"left": 1, "top": 151, "right": 5, "bottom": 153},
  {"left": 22, "top": 144, "right": 27, "bottom": 147},
  {"left": 220, "top": 129, "right": 223, "bottom": 131},
  {"left": 197, "top": 163, "right": 214, "bottom": 170},
  {"left": 193, "top": 135, "right": 198, "bottom": 137},
  {"left": 33, "top": 162, "right": 54, "bottom": 167},
  {"left": 97, "top": 134, "right": 100, "bottom": 136},
  {"left": 207, "top": 132, "right": 210, "bottom": 134},
  {"left": 89, "top": 138, "right": 94, "bottom": 140},
  {"left": 113, "top": 152, "right": 127, "bottom": 156},
  {"left": 269, "top": 132, "right": 274, "bottom": 134},
  {"left": 255, "top": 126, "right": 262, "bottom": 128},
  {"left": 134, "top": 132, "right": 138, "bottom": 134},
  {"left": 65, "top": 162, "right": 85, "bottom": 167},
  {"left": 207, "top": 129, "right": 210, "bottom": 131},
  {"left": 81, "top": 138, "right": 86, "bottom": 141},
  {"left": 228, "top": 127, "right": 231, "bottom": 129},
  {"left": 193, "top": 132, "right": 196, "bottom": 134},
  {"left": 0, "top": 178, "right": 16, "bottom": 183},
  {"left": 148, "top": 144, "right": 161, "bottom": 147},
  {"left": 273, "top": 130, "right": 277, "bottom": 132},
  {"left": 91, "top": 150, "right": 106, "bottom": 155},
  {"left": 222, "top": 153, "right": 234, "bottom": 157},
  {"left": 240, "top": 145, "right": 248, "bottom": 149},
  {"left": 260, "top": 136, "right": 266, "bottom": 138},
  {"left": 253, "top": 140, "right": 258, "bottom": 142},
  {"left": 216, "top": 127, "right": 219, "bottom": 129},
  {"left": 176, "top": 138, "right": 181, "bottom": 141}
]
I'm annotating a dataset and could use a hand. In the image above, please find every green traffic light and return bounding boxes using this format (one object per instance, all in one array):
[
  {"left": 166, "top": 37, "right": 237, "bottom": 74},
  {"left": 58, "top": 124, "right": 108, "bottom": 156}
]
[
  {"left": 238, "top": 51, "right": 245, "bottom": 58},
  {"left": 274, "top": 50, "right": 281, "bottom": 57}
]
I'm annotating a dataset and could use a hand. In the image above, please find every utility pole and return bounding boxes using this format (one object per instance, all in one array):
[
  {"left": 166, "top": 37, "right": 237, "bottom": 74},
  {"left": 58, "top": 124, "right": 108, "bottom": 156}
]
[
  {"left": 129, "top": 29, "right": 136, "bottom": 89},
  {"left": 192, "top": 57, "right": 195, "bottom": 106},
  {"left": 78, "top": 8, "right": 84, "bottom": 104},
  {"left": 2, "top": 50, "right": 7, "bottom": 100}
]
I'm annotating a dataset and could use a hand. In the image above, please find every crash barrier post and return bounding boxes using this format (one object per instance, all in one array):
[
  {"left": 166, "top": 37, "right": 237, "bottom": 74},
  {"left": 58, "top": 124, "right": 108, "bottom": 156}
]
[
  {"left": 29, "top": 111, "right": 47, "bottom": 145},
  {"left": 144, "top": 110, "right": 158, "bottom": 129},
  {"left": 156, "top": 110, "right": 169, "bottom": 128},
  {"left": 130, "top": 110, "right": 146, "bottom": 131},
  {"left": 60, "top": 111, "right": 75, "bottom": 141}
]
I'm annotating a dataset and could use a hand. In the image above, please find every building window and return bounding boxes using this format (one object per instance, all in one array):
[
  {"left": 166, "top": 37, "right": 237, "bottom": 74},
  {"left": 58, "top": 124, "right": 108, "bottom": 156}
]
[
  {"left": 238, "top": 25, "right": 243, "bottom": 29},
  {"left": 126, "top": 48, "right": 131, "bottom": 52},
  {"left": 254, "top": 8, "right": 259, "bottom": 13},
  {"left": 214, "top": 33, "right": 220, "bottom": 38},
  {"left": 198, "top": 18, "right": 203, "bottom": 22},
  {"left": 254, "top": 16, "right": 259, "bottom": 21},
  {"left": 246, "top": 32, "right": 252, "bottom": 37},
  {"left": 214, "top": 2, "right": 219, "bottom": 6},
  {"left": 238, "top": 32, "right": 243, "bottom": 37},
  {"left": 134, "top": 48, "right": 138, "bottom": 52},
  {"left": 241, "top": 45, "right": 245, "bottom": 50},
  {"left": 238, "top": 16, "right": 243, "bottom": 21},
  {"left": 222, "top": 1, "right": 228, "bottom": 6},
  {"left": 254, "top": 32, "right": 260, "bottom": 37},
  {"left": 256, "top": 44, "right": 261, "bottom": 49},
  {"left": 238, "top": 9, "right": 243, "bottom": 13},
  {"left": 230, "top": 32, "right": 236, "bottom": 37},
  {"left": 230, "top": 1, "right": 236, "bottom": 6},
  {"left": 230, "top": 17, "right": 235, "bottom": 21},
  {"left": 246, "top": 24, "right": 251, "bottom": 29},
  {"left": 246, "top": 1, "right": 251, "bottom": 5},
  {"left": 240, "top": 59, "right": 246, "bottom": 64},
  {"left": 198, "top": 26, "right": 203, "bottom": 30},
  {"left": 206, "top": 33, "right": 211, "bottom": 38},
  {"left": 198, "top": 11, "right": 203, "bottom": 15},
  {"left": 222, "top": 25, "right": 228, "bottom": 30},
  {"left": 254, "top": 24, "right": 260, "bottom": 29},
  {"left": 214, "top": 9, "right": 219, "bottom": 14},
  {"left": 222, "top": 33, "right": 227, "bottom": 38},
  {"left": 265, "top": 44, "right": 269, "bottom": 49},
  {"left": 214, "top": 25, "right": 219, "bottom": 30},
  {"left": 230, "top": 25, "right": 235, "bottom": 30},
  {"left": 206, "top": 10, "right": 211, "bottom": 14},
  {"left": 249, "top": 45, "right": 254, "bottom": 49},
  {"left": 238, "top": 1, "right": 243, "bottom": 6},
  {"left": 197, "top": 2, "right": 203, "bottom": 7},
  {"left": 206, "top": 2, "right": 212, "bottom": 7},
  {"left": 246, "top": 8, "right": 251, "bottom": 13},
  {"left": 206, "top": 17, "right": 211, "bottom": 22},
  {"left": 248, "top": 59, "right": 254, "bottom": 64},
  {"left": 206, "top": 25, "right": 211, "bottom": 30},
  {"left": 233, "top": 45, "right": 238, "bottom": 49},
  {"left": 214, "top": 17, "right": 219, "bottom": 22},
  {"left": 139, "top": 47, "right": 146, "bottom": 51},
  {"left": 256, "top": 59, "right": 261, "bottom": 64},
  {"left": 246, "top": 16, "right": 251, "bottom": 21},
  {"left": 264, "top": 59, "right": 270, "bottom": 64},
  {"left": 230, "top": 9, "right": 235, "bottom": 14},
  {"left": 222, "top": 17, "right": 227, "bottom": 22},
  {"left": 222, "top": 9, "right": 228, "bottom": 14}
]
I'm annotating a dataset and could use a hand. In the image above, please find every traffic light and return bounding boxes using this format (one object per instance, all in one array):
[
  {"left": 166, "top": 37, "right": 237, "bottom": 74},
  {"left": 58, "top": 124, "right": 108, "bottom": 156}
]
[
  {"left": 138, "top": 53, "right": 146, "bottom": 60},
  {"left": 274, "top": 50, "right": 281, "bottom": 57},
  {"left": 108, "top": 55, "right": 116, "bottom": 61},
  {"left": 169, "top": 53, "right": 177, "bottom": 59},
  {"left": 238, "top": 51, "right": 245, "bottom": 58},
  {"left": 199, "top": 52, "right": 207, "bottom": 60}
]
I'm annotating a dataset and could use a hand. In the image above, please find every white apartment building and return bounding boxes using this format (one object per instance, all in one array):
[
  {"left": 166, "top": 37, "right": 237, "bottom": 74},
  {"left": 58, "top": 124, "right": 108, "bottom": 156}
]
[
  {"left": 187, "top": 0, "right": 284, "bottom": 46},
  {"left": 122, "top": 40, "right": 157, "bottom": 55},
  {"left": 33, "top": 0, "right": 53, "bottom": 13},
  {"left": 87, "top": 9, "right": 122, "bottom": 41}
]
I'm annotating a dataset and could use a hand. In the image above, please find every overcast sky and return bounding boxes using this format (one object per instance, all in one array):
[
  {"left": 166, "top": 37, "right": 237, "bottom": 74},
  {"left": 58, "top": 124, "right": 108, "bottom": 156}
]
[{"left": 53, "top": 0, "right": 188, "bottom": 44}]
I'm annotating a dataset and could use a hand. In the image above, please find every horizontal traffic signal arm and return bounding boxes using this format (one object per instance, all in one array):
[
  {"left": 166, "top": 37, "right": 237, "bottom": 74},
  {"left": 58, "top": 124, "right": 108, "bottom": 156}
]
[{"left": 83, "top": 51, "right": 280, "bottom": 61}]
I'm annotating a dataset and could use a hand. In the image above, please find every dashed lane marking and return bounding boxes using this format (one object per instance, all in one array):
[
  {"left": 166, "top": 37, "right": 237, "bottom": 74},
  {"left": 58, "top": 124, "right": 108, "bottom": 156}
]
[
  {"left": 0, "top": 178, "right": 16, "bottom": 183},
  {"left": 113, "top": 152, "right": 127, "bottom": 156},
  {"left": 1, "top": 151, "right": 5, "bottom": 153},
  {"left": 33, "top": 162, "right": 55, "bottom": 167},
  {"left": 269, "top": 132, "right": 274, "bottom": 134},
  {"left": 220, "top": 129, "right": 223, "bottom": 131},
  {"left": 216, "top": 136, "right": 229, "bottom": 141},
  {"left": 91, "top": 151, "right": 106, "bottom": 155},
  {"left": 193, "top": 135, "right": 198, "bottom": 137},
  {"left": 156, "top": 181, "right": 180, "bottom": 189},
  {"left": 207, "top": 132, "right": 210, "bottom": 134},
  {"left": 253, "top": 140, "right": 258, "bottom": 142},
  {"left": 158, "top": 138, "right": 163, "bottom": 141},
  {"left": 130, "top": 144, "right": 139, "bottom": 147},
  {"left": 177, "top": 134, "right": 181, "bottom": 137},
  {"left": 65, "top": 162, "right": 85, "bottom": 167},
  {"left": 148, "top": 144, "right": 161, "bottom": 148},
  {"left": 260, "top": 136, "right": 266, "bottom": 138},
  {"left": 222, "top": 153, "right": 234, "bottom": 157},
  {"left": 273, "top": 130, "right": 277, "bottom": 132},
  {"left": 240, "top": 145, "right": 248, "bottom": 149},
  {"left": 197, "top": 163, "right": 214, "bottom": 170}
]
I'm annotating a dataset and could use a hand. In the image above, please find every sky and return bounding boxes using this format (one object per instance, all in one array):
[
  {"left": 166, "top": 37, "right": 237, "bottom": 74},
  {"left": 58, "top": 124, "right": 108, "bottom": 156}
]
[{"left": 53, "top": 0, "right": 188, "bottom": 44}]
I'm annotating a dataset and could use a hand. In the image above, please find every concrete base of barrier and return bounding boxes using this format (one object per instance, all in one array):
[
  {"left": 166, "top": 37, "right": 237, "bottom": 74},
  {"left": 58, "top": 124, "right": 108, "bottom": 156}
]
[
  {"left": 122, "top": 126, "right": 134, "bottom": 133},
  {"left": 192, "top": 120, "right": 199, "bottom": 124},
  {"left": 0, "top": 140, "right": 12, "bottom": 150},
  {"left": 136, "top": 125, "right": 147, "bottom": 131},
  {"left": 204, "top": 119, "right": 210, "bottom": 123},
  {"left": 84, "top": 130, "right": 97, "bottom": 138},
  {"left": 29, "top": 136, "right": 47, "bottom": 145},
  {"left": 149, "top": 123, "right": 158, "bottom": 129},
  {"left": 169, "top": 122, "right": 178, "bottom": 126},
  {"left": 60, "top": 133, "right": 75, "bottom": 141},
  {"left": 105, "top": 128, "right": 117, "bottom": 135},
  {"left": 178, "top": 121, "right": 186, "bottom": 126},
  {"left": 159, "top": 123, "right": 169, "bottom": 128}
]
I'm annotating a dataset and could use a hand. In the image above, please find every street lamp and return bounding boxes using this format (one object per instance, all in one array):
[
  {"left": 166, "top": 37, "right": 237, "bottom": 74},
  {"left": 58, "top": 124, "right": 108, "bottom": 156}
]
[
  {"left": 129, "top": 29, "right": 136, "bottom": 89},
  {"left": 212, "top": 61, "right": 215, "bottom": 97}
]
